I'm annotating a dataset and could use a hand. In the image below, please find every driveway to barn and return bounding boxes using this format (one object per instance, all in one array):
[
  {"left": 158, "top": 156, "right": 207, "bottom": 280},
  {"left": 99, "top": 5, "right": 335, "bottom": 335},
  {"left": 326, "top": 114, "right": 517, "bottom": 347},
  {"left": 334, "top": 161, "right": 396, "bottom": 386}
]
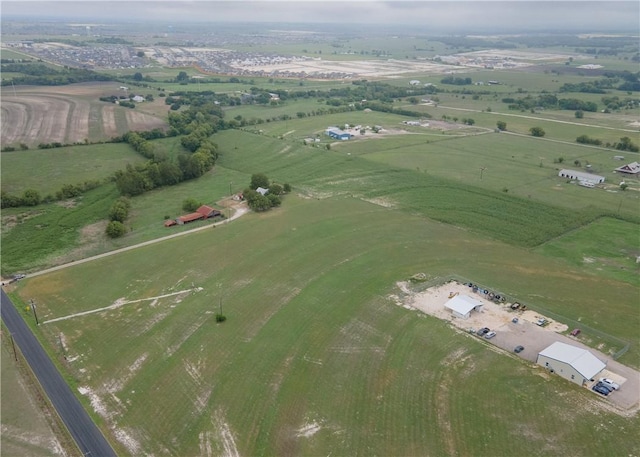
[
  {"left": 26, "top": 202, "right": 249, "bottom": 279},
  {"left": 396, "top": 281, "right": 639, "bottom": 414}
]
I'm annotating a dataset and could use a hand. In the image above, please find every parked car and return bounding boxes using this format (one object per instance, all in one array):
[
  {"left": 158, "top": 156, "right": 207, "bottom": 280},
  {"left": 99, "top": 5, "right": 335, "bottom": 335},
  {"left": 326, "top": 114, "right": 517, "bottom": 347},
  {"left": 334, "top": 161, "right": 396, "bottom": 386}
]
[
  {"left": 484, "top": 331, "right": 496, "bottom": 339},
  {"left": 477, "top": 327, "right": 490, "bottom": 336},
  {"left": 592, "top": 383, "right": 611, "bottom": 396},
  {"left": 13, "top": 274, "right": 26, "bottom": 280},
  {"left": 536, "top": 318, "right": 547, "bottom": 326},
  {"left": 512, "top": 317, "right": 519, "bottom": 324},
  {"left": 599, "top": 378, "right": 620, "bottom": 391},
  {"left": 570, "top": 328, "right": 581, "bottom": 337},
  {"left": 514, "top": 345, "right": 525, "bottom": 353}
]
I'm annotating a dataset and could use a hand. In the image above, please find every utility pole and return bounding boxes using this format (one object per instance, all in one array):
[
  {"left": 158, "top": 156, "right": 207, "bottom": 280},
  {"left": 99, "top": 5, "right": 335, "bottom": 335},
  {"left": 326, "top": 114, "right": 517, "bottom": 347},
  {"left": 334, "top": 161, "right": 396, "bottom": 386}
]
[
  {"left": 10, "top": 333, "right": 18, "bottom": 361},
  {"left": 30, "top": 299, "right": 39, "bottom": 326}
]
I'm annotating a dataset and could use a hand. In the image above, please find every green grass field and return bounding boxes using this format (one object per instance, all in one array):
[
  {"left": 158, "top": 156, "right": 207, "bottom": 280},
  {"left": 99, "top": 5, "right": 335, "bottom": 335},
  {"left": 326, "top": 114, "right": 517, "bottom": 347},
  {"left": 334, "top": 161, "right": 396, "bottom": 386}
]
[
  {"left": 2, "top": 35, "right": 639, "bottom": 456},
  {"left": 1, "top": 330, "right": 74, "bottom": 456},
  {"left": 0, "top": 143, "right": 144, "bottom": 196},
  {"left": 12, "top": 194, "right": 639, "bottom": 456}
]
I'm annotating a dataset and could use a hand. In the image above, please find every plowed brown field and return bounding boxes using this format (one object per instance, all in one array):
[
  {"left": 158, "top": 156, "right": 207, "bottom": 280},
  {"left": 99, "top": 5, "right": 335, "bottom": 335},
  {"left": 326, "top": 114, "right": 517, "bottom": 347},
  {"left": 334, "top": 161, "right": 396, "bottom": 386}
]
[{"left": 1, "top": 82, "right": 167, "bottom": 146}]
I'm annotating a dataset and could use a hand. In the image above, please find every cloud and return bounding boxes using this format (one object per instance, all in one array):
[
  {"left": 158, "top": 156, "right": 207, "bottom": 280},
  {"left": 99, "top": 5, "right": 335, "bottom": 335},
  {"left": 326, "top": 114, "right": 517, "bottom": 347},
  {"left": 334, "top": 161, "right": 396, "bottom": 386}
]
[{"left": 2, "top": 1, "right": 639, "bottom": 32}]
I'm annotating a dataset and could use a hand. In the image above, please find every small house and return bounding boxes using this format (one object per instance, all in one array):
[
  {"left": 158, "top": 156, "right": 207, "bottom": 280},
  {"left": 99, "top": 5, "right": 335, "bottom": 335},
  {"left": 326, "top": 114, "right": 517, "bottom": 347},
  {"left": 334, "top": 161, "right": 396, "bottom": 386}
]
[
  {"left": 256, "top": 187, "right": 269, "bottom": 196},
  {"left": 132, "top": 95, "right": 145, "bottom": 103},
  {"left": 614, "top": 161, "right": 640, "bottom": 175}
]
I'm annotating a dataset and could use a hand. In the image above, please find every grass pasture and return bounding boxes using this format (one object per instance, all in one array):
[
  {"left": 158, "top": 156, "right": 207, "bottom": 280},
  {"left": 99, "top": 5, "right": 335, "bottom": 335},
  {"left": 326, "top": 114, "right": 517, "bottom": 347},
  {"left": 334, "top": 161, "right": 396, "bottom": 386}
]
[
  {"left": 1, "top": 331, "right": 72, "bottom": 457},
  {"left": 535, "top": 217, "right": 640, "bottom": 285},
  {"left": 0, "top": 142, "right": 144, "bottom": 196},
  {"left": 13, "top": 195, "right": 640, "bottom": 456},
  {"left": 1, "top": 32, "right": 639, "bottom": 457}
]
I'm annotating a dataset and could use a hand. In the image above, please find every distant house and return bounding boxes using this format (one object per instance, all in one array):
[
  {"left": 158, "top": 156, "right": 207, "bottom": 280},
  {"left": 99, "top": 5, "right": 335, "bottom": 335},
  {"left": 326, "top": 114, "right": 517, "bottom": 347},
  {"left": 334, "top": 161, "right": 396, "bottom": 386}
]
[
  {"left": 256, "top": 187, "right": 269, "bottom": 196},
  {"left": 326, "top": 127, "right": 352, "bottom": 140},
  {"left": 444, "top": 294, "right": 483, "bottom": 319},
  {"left": 409, "top": 80, "right": 421, "bottom": 85},
  {"left": 614, "top": 161, "right": 640, "bottom": 175},
  {"left": 132, "top": 95, "right": 145, "bottom": 103},
  {"left": 537, "top": 342, "right": 606, "bottom": 386},
  {"left": 558, "top": 169, "right": 605, "bottom": 184}
]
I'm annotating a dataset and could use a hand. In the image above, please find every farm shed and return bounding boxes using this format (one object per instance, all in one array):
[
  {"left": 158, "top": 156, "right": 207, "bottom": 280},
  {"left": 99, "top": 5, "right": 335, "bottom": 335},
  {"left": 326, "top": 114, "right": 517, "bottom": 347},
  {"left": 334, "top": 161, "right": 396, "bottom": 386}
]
[
  {"left": 177, "top": 212, "right": 205, "bottom": 225},
  {"left": 444, "top": 294, "right": 483, "bottom": 319},
  {"left": 256, "top": 187, "right": 269, "bottom": 196},
  {"left": 326, "top": 128, "right": 353, "bottom": 140},
  {"left": 614, "top": 161, "right": 640, "bottom": 175},
  {"left": 196, "top": 205, "right": 221, "bottom": 218},
  {"left": 558, "top": 169, "right": 605, "bottom": 184},
  {"left": 537, "top": 342, "right": 606, "bottom": 386}
]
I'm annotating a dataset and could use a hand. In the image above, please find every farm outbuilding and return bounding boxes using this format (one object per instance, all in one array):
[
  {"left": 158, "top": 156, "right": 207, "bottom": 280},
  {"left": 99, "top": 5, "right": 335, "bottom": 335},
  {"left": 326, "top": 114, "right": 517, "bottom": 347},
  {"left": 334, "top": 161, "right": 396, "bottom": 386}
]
[
  {"left": 558, "top": 169, "right": 605, "bottom": 184},
  {"left": 174, "top": 205, "right": 221, "bottom": 226},
  {"left": 177, "top": 212, "right": 205, "bottom": 225},
  {"left": 196, "top": 205, "right": 221, "bottom": 218},
  {"left": 326, "top": 128, "right": 352, "bottom": 140},
  {"left": 444, "top": 294, "right": 483, "bottom": 319},
  {"left": 537, "top": 342, "right": 606, "bottom": 386}
]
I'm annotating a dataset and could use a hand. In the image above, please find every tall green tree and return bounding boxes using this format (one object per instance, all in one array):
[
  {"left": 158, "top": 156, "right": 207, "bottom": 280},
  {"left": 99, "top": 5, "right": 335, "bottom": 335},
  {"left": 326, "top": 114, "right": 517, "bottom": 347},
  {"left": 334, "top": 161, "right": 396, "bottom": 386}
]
[
  {"left": 250, "top": 173, "right": 270, "bottom": 190},
  {"left": 529, "top": 126, "right": 546, "bottom": 137}
]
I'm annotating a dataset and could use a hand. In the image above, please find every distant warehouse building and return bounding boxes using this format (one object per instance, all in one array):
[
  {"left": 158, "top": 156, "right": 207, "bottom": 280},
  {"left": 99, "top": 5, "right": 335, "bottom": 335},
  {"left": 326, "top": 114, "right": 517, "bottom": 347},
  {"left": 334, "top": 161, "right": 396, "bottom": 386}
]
[
  {"left": 326, "top": 127, "right": 353, "bottom": 140},
  {"left": 537, "top": 342, "right": 606, "bottom": 386},
  {"left": 558, "top": 169, "right": 605, "bottom": 184}
]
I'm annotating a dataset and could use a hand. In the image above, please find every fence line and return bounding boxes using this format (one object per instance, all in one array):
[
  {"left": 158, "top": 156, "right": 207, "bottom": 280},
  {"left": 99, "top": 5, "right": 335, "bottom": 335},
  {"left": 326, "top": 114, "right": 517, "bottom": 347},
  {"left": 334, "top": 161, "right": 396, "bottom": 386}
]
[{"left": 406, "top": 273, "right": 630, "bottom": 360}]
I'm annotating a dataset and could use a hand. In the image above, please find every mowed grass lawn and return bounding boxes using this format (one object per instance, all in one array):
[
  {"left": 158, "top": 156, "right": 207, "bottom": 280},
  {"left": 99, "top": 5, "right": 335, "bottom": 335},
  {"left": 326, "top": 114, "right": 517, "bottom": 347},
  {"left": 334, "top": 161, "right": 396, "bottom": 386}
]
[{"left": 15, "top": 195, "right": 639, "bottom": 456}]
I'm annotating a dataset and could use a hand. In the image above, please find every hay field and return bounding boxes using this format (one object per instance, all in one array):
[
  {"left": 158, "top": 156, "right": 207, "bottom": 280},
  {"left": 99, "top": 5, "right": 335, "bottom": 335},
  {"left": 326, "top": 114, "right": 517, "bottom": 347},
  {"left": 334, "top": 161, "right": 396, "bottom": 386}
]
[{"left": 0, "top": 82, "right": 167, "bottom": 147}]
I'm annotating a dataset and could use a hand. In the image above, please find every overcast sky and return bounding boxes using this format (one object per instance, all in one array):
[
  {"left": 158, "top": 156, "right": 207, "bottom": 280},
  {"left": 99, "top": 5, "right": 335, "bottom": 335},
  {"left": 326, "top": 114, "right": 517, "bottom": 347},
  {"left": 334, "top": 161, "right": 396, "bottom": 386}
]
[{"left": 2, "top": 1, "right": 639, "bottom": 32}]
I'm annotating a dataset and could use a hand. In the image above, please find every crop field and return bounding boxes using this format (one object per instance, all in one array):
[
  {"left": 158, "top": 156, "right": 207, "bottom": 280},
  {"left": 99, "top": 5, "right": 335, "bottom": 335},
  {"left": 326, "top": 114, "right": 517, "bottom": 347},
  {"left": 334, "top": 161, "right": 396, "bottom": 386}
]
[
  {"left": 0, "top": 82, "right": 167, "bottom": 147},
  {"left": 11, "top": 193, "right": 639, "bottom": 456}
]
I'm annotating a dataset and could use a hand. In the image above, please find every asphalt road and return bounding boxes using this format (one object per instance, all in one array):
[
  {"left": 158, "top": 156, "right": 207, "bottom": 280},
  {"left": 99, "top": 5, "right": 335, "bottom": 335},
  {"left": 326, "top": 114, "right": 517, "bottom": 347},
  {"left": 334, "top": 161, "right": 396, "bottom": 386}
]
[{"left": 1, "top": 289, "right": 117, "bottom": 457}]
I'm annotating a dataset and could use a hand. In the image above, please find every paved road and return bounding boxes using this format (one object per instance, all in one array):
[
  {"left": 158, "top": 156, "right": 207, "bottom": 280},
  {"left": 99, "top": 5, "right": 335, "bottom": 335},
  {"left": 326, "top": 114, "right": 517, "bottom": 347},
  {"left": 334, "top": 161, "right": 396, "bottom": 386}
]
[{"left": 1, "top": 289, "right": 117, "bottom": 457}]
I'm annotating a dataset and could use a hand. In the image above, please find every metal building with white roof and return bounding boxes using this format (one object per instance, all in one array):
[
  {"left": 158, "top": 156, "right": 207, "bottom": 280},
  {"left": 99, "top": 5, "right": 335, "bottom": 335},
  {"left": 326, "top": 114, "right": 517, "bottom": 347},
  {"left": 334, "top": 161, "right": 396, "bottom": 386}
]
[
  {"left": 444, "top": 294, "right": 483, "bottom": 319},
  {"left": 537, "top": 341, "right": 606, "bottom": 386}
]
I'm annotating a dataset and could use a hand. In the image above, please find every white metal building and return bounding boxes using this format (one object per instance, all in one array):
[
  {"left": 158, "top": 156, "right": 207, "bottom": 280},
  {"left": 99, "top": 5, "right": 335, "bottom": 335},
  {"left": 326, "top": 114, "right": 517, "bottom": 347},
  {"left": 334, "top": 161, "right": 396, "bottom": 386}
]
[
  {"left": 558, "top": 169, "right": 605, "bottom": 184},
  {"left": 444, "top": 294, "right": 483, "bottom": 319},
  {"left": 537, "top": 342, "right": 606, "bottom": 386}
]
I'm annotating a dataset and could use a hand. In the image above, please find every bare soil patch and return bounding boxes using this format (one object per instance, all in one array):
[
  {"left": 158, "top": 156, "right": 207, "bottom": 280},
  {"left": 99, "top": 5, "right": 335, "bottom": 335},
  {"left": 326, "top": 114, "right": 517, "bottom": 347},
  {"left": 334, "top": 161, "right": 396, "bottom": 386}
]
[{"left": 1, "top": 83, "right": 167, "bottom": 146}]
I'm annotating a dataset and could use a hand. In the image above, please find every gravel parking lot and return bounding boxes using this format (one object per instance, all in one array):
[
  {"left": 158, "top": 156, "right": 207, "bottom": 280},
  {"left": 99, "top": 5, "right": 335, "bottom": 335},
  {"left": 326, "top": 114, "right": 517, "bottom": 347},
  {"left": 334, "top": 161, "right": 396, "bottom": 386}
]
[{"left": 394, "top": 280, "right": 639, "bottom": 413}]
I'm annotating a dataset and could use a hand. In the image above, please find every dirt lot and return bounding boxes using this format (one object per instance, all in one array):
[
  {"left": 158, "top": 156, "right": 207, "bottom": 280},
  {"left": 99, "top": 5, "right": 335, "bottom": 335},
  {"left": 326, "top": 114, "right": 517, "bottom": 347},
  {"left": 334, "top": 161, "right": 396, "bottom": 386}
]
[{"left": 392, "top": 280, "right": 639, "bottom": 414}]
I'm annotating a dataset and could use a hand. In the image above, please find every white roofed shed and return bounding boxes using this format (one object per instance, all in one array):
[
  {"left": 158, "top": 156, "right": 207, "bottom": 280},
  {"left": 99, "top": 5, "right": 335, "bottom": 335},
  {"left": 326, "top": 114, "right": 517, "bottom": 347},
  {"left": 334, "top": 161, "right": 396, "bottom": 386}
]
[{"left": 444, "top": 294, "right": 483, "bottom": 319}]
